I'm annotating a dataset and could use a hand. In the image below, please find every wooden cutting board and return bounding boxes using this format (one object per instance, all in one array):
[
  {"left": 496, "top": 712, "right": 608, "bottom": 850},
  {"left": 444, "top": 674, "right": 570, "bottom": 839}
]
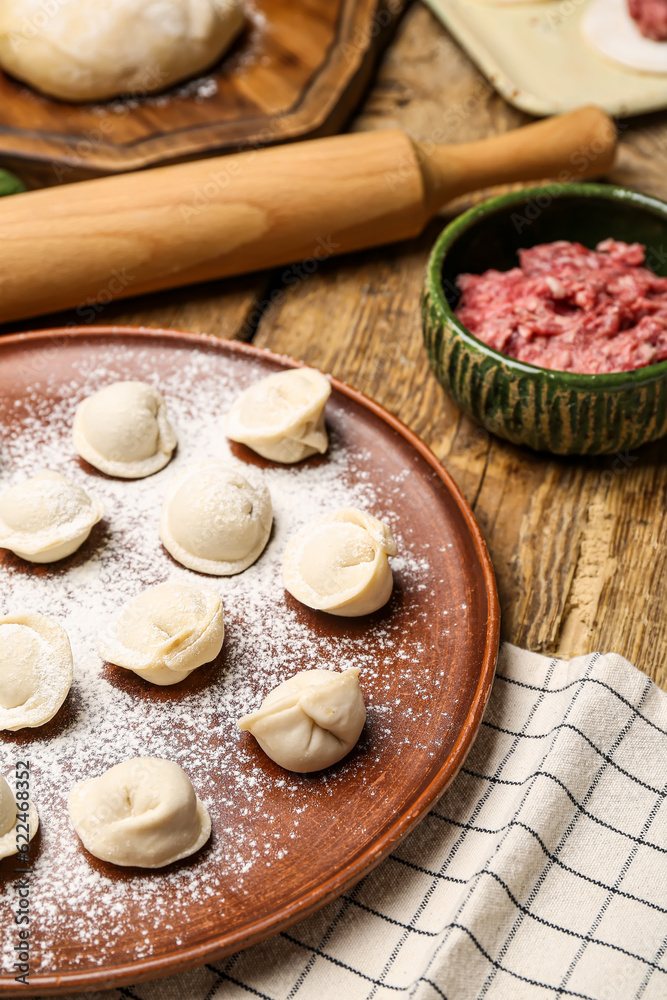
[
  {"left": 0, "top": 0, "right": 404, "bottom": 187},
  {"left": 422, "top": 0, "right": 667, "bottom": 118}
]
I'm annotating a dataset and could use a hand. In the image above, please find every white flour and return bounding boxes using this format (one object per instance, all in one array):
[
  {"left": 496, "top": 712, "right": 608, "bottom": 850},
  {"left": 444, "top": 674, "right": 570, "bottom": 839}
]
[{"left": 0, "top": 336, "right": 459, "bottom": 975}]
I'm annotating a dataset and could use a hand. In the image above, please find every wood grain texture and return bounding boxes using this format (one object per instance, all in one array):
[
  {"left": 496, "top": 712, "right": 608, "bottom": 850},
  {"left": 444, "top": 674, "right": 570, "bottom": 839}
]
[
  {"left": 0, "top": 271, "right": 272, "bottom": 341},
  {"left": 253, "top": 2, "right": 667, "bottom": 688},
  {"left": 4, "top": 1, "right": 667, "bottom": 686},
  {"left": 0, "top": 106, "right": 615, "bottom": 325},
  {"left": 0, "top": 0, "right": 406, "bottom": 182}
]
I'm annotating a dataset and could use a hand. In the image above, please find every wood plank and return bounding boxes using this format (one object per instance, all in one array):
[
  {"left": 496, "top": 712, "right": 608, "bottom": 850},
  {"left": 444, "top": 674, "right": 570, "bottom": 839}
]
[
  {"left": 253, "top": 2, "right": 667, "bottom": 688},
  {"left": 9, "top": 0, "right": 664, "bottom": 685},
  {"left": 0, "top": 272, "right": 272, "bottom": 340}
]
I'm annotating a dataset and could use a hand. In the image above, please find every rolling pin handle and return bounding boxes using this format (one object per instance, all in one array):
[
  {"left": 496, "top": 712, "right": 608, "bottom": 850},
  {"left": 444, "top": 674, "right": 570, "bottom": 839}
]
[{"left": 415, "top": 105, "right": 618, "bottom": 215}]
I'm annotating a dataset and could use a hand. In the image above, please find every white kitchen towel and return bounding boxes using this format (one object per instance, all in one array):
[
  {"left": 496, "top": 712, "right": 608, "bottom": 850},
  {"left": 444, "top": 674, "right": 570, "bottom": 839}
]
[{"left": 54, "top": 644, "right": 667, "bottom": 999}]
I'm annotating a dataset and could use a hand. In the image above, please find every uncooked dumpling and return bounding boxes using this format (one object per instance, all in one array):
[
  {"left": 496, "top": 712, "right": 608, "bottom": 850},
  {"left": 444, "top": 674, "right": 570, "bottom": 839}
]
[
  {"left": 226, "top": 367, "right": 331, "bottom": 463},
  {"left": 160, "top": 461, "right": 272, "bottom": 576},
  {"left": 282, "top": 508, "right": 397, "bottom": 616},
  {"left": 582, "top": 0, "right": 667, "bottom": 74},
  {"left": 0, "top": 773, "right": 39, "bottom": 860},
  {"left": 0, "top": 612, "right": 73, "bottom": 731},
  {"left": 237, "top": 668, "right": 366, "bottom": 773},
  {"left": 68, "top": 757, "right": 211, "bottom": 868},
  {"left": 99, "top": 582, "right": 224, "bottom": 685},
  {"left": 0, "top": 471, "right": 104, "bottom": 562},
  {"left": 0, "top": 0, "right": 245, "bottom": 102},
  {"left": 73, "top": 381, "right": 177, "bottom": 479}
]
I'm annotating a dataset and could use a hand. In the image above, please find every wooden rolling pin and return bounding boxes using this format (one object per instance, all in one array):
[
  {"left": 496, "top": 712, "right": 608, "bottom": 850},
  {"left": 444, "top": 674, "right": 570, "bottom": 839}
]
[{"left": 0, "top": 105, "right": 616, "bottom": 324}]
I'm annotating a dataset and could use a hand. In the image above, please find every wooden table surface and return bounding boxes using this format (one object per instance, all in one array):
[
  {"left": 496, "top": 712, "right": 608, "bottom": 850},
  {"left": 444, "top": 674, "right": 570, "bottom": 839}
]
[{"left": 4, "top": 2, "right": 667, "bottom": 688}]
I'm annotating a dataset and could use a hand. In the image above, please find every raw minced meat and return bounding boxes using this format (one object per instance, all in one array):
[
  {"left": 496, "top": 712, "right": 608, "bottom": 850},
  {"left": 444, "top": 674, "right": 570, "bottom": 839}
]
[
  {"left": 628, "top": 0, "right": 667, "bottom": 40},
  {"left": 455, "top": 239, "right": 667, "bottom": 375}
]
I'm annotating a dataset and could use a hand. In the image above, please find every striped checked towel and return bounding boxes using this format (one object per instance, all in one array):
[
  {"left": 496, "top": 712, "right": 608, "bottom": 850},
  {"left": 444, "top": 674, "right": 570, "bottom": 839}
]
[{"left": 58, "top": 644, "right": 667, "bottom": 1000}]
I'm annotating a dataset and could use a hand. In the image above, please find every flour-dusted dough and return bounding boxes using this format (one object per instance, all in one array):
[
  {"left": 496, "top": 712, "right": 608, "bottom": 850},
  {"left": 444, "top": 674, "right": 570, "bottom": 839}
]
[
  {"left": 582, "top": 0, "right": 667, "bottom": 73},
  {"left": 282, "top": 508, "right": 397, "bottom": 617},
  {"left": 0, "top": 612, "right": 73, "bottom": 731},
  {"left": 68, "top": 757, "right": 211, "bottom": 868},
  {"left": 160, "top": 460, "right": 272, "bottom": 576},
  {"left": 73, "top": 381, "right": 177, "bottom": 479},
  {"left": 99, "top": 582, "right": 224, "bottom": 685},
  {"left": 0, "top": 773, "right": 39, "bottom": 860},
  {"left": 237, "top": 668, "right": 366, "bottom": 773},
  {"left": 0, "top": 471, "right": 104, "bottom": 563},
  {"left": 226, "top": 368, "right": 331, "bottom": 463},
  {"left": 0, "top": 0, "right": 245, "bottom": 102}
]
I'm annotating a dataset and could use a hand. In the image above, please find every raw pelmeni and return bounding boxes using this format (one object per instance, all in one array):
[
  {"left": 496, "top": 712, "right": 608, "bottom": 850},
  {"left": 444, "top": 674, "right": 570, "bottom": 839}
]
[
  {"left": 0, "top": 773, "right": 38, "bottom": 860},
  {"left": 73, "top": 381, "right": 177, "bottom": 479},
  {"left": 237, "top": 668, "right": 366, "bottom": 772},
  {"left": 160, "top": 460, "right": 272, "bottom": 576},
  {"left": 99, "top": 582, "right": 224, "bottom": 685},
  {"left": 226, "top": 367, "right": 331, "bottom": 463},
  {"left": 0, "top": 0, "right": 245, "bottom": 102},
  {"left": 282, "top": 507, "right": 397, "bottom": 616},
  {"left": 0, "top": 612, "right": 73, "bottom": 731},
  {"left": 68, "top": 758, "right": 211, "bottom": 868},
  {"left": 0, "top": 471, "right": 104, "bottom": 562},
  {"left": 582, "top": 0, "right": 667, "bottom": 73}
]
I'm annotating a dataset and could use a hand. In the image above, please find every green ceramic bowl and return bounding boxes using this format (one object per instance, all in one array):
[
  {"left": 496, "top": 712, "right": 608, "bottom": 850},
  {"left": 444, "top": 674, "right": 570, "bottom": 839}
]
[{"left": 421, "top": 183, "right": 667, "bottom": 455}]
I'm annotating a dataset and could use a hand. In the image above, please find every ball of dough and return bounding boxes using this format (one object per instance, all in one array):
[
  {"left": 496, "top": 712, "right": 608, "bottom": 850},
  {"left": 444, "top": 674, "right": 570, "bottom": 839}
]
[
  {"left": 237, "top": 668, "right": 366, "bottom": 773},
  {"left": 226, "top": 367, "right": 331, "bottom": 464},
  {"left": 68, "top": 757, "right": 211, "bottom": 868},
  {"left": 0, "top": 0, "right": 245, "bottom": 102},
  {"left": 99, "top": 581, "right": 224, "bottom": 685},
  {"left": 0, "top": 612, "right": 73, "bottom": 731},
  {"left": 282, "top": 508, "right": 397, "bottom": 617},
  {"left": 160, "top": 460, "right": 273, "bottom": 576},
  {"left": 0, "top": 470, "right": 104, "bottom": 562},
  {"left": 73, "top": 381, "right": 177, "bottom": 479},
  {"left": 0, "top": 773, "right": 39, "bottom": 860}
]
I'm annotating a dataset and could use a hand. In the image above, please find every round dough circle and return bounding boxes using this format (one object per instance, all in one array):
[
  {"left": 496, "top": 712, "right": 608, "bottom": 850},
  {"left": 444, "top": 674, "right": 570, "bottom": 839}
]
[
  {"left": 237, "top": 668, "right": 366, "bottom": 773},
  {"left": 99, "top": 581, "right": 224, "bottom": 685},
  {"left": 282, "top": 508, "right": 397, "bottom": 616},
  {"left": 0, "top": 773, "right": 39, "bottom": 861},
  {"left": 0, "top": 470, "right": 104, "bottom": 562},
  {"left": 582, "top": 0, "right": 667, "bottom": 74},
  {"left": 73, "top": 381, "right": 177, "bottom": 479},
  {"left": 160, "top": 461, "right": 273, "bottom": 576},
  {"left": 0, "top": 0, "right": 245, "bottom": 102},
  {"left": 0, "top": 613, "right": 73, "bottom": 731},
  {"left": 68, "top": 757, "right": 211, "bottom": 868},
  {"left": 226, "top": 367, "right": 331, "bottom": 463}
]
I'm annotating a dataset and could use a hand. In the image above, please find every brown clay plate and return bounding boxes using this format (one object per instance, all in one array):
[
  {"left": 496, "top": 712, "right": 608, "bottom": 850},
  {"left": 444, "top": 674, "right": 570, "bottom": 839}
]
[
  {"left": 0, "top": 327, "right": 499, "bottom": 996},
  {"left": 0, "top": 0, "right": 404, "bottom": 186}
]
